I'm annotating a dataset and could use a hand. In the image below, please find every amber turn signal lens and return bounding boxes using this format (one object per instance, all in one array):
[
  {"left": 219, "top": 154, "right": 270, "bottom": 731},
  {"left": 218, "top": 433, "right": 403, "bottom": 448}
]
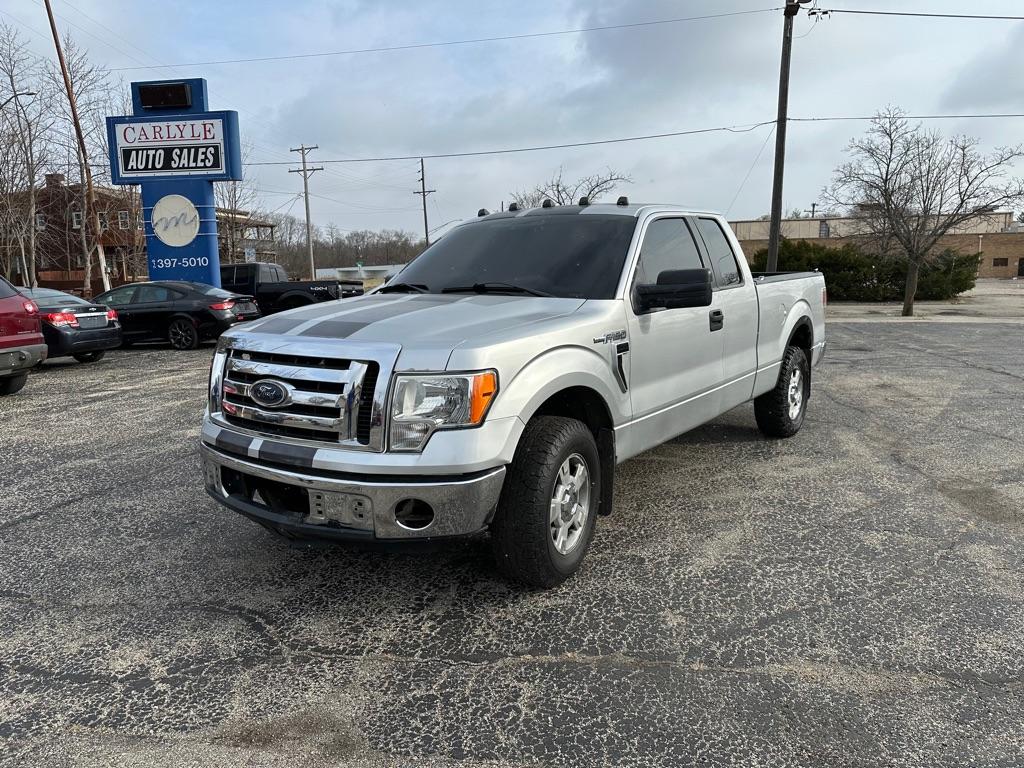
[{"left": 469, "top": 371, "right": 498, "bottom": 424}]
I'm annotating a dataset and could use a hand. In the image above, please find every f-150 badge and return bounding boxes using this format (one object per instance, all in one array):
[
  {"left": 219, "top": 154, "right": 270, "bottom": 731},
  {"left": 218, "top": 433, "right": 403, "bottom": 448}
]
[{"left": 593, "top": 329, "right": 627, "bottom": 345}]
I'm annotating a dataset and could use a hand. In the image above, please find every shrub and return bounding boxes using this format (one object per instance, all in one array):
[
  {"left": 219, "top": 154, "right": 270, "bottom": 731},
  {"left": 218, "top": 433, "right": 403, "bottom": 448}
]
[{"left": 749, "top": 240, "right": 978, "bottom": 301}]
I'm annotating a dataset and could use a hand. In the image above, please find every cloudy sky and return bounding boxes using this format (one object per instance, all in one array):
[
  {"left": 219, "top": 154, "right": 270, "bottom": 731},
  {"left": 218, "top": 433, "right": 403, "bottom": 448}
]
[{"left": 5, "top": 0, "right": 1024, "bottom": 237}]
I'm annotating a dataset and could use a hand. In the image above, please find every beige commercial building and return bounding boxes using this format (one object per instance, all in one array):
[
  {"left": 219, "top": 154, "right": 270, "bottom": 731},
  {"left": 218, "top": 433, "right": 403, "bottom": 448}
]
[{"left": 729, "top": 211, "right": 1023, "bottom": 279}]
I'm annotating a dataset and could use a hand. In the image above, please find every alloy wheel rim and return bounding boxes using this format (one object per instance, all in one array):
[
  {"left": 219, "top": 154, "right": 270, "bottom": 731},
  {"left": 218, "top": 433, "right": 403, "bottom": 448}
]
[
  {"left": 549, "top": 453, "right": 591, "bottom": 555},
  {"left": 787, "top": 368, "right": 804, "bottom": 420},
  {"left": 170, "top": 322, "right": 193, "bottom": 348}
]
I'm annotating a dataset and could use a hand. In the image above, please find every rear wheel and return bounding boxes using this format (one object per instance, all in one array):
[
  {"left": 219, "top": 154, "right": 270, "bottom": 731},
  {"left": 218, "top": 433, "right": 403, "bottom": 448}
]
[
  {"left": 0, "top": 373, "right": 28, "bottom": 396},
  {"left": 73, "top": 350, "right": 106, "bottom": 363},
  {"left": 754, "top": 345, "right": 809, "bottom": 438},
  {"left": 168, "top": 318, "right": 200, "bottom": 350},
  {"left": 490, "top": 416, "right": 600, "bottom": 588}
]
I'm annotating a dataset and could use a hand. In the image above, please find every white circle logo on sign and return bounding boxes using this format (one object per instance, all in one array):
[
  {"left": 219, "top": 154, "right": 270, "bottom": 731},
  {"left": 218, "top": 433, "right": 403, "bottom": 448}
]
[{"left": 152, "top": 194, "right": 200, "bottom": 248}]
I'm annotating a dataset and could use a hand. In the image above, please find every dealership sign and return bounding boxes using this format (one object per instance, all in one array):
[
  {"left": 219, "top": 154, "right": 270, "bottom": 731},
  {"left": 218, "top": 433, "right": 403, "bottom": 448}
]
[
  {"left": 106, "top": 79, "right": 241, "bottom": 286},
  {"left": 108, "top": 111, "right": 241, "bottom": 184}
]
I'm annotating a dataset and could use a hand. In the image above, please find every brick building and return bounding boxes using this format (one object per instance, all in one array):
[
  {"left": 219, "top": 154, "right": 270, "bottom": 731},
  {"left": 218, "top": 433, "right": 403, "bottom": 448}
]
[
  {"left": 2, "top": 174, "right": 276, "bottom": 293},
  {"left": 729, "top": 212, "right": 1024, "bottom": 279},
  {"left": 3, "top": 173, "right": 145, "bottom": 290}
]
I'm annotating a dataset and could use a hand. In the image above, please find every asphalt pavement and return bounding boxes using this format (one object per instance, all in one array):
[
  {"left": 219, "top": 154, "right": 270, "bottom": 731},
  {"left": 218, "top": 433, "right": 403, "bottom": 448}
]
[{"left": 1, "top": 323, "right": 1022, "bottom": 767}]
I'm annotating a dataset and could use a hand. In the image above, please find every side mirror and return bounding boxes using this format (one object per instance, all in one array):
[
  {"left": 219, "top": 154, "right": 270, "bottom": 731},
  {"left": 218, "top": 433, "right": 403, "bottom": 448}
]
[{"left": 635, "top": 268, "right": 713, "bottom": 311}]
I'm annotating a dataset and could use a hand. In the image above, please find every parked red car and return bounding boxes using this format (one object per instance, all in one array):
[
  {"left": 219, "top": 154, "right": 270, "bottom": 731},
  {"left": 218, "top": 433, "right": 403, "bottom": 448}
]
[{"left": 0, "top": 276, "right": 46, "bottom": 396}]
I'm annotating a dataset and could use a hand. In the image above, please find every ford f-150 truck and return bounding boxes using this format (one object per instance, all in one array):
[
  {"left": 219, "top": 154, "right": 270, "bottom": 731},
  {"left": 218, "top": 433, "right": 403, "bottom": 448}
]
[{"left": 200, "top": 202, "right": 825, "bottom": 587}]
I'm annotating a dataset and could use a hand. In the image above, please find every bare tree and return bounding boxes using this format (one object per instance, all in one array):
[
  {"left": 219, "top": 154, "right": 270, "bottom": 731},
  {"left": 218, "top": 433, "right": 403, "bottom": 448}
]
[
  {"left": 511, "top": 167, "right": 631, "bottom": 209},
  {"left": 215, "top": 141, "right": 262, "bottom": 264},
  {"left": 0, "top": 23, "right": 53, "bottom": 287},
  {"left": 44, "top": 34, "right": 114, "bottom": 292},
  {"left": 825, "top": 108, "right": 1024, "bottom": 315}
]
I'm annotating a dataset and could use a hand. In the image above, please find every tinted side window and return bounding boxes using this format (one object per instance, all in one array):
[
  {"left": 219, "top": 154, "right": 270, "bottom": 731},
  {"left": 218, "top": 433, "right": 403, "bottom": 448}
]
[
  {"left": 0, "top": 277, "right": 17, "bottom": 299},
  {"left": 697, "top": 218, "right": 743, "bottom": 287},
  {"left": 99, "top": 286, "right": 137, "bottom": 306},
  {"left": 259, "top": 264, "right": 276, "bottom": 283},
  {"left": 234, "top": 265, "right": 253, "bottom": 285},
  {"left": 221, "top": 265, "right": 235, "bottom": 284},
  {"left": 634, "top": 218, "right": 704, "bottom": 286},
  {"left": 134, "top": 285, "right": 173, "bottom": 303}
]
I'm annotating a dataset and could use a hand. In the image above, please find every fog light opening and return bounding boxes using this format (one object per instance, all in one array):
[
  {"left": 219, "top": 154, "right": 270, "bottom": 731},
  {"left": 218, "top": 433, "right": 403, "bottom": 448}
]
[{"left": 395, "top": 498, "right": 435, "bottom": 530}]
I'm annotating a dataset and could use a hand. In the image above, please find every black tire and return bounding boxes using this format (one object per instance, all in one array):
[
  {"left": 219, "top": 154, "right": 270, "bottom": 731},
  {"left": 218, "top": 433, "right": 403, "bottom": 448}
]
[
  {"left": 0, "top": 373, "right": 28, "bottom": 396},
  {"left": 73, "top": 350, "right": 106, "bottom": 364},
  {"left": 168, "top": 318, "right": 200, "bottom": 350},
  {"left": 490, "top": 416, "right": 600, "bottom": 588},
  {"left": 754, "top": 345, "right": 810, "bottom": 438}
]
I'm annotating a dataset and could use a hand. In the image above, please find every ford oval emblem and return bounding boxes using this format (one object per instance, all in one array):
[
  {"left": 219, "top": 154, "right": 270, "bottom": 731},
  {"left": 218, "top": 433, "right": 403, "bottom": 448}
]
[{"left": 249, "top": 379, "right": 290, "bottom": 409}]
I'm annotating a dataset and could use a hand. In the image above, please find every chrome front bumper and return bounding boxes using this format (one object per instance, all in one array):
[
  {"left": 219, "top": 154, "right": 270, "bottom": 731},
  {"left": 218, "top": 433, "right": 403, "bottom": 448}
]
[{"left": 200, "top": 443, "right": 506, "bottom": 541}]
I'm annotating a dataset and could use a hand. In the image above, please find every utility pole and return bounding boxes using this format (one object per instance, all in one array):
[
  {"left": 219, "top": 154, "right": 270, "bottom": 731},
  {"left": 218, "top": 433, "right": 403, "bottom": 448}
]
[
  {"left": 804, "top": 203, "right": 818, "bottom": 218},
  {"left": 289, "top": 144, "right": 322, "bottom": 279},
  {"left": 44, "top": 0, "right": 111, "bottom": 293},
  {"left": 766, "top": 0, "right": 811, "bottom": 273},
  {"left": 414, "top": 158, "right": 436, "bottom": 247}
]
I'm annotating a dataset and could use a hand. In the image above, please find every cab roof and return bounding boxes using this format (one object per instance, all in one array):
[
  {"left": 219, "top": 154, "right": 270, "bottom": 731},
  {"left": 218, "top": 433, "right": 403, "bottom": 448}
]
[{"left": 474, "top": 203, "right": 722, "bottom": 221}]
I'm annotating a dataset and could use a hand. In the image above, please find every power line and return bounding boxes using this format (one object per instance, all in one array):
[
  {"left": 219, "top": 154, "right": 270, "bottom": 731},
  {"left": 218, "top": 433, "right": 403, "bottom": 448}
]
[
  {"left": 791, "top": 113, "right": 1024, "bottom": 122},
  {"left": 816, "top": 7, "right": 1024, "bottom": 21},
  {"left": 243, "top": 113, "right": 1024, "bottom": 167},
  {"left": 108, "top": 8, "right": 782, "bottom": 71},
  {"left": 244, "top": 121, "right": 777, "bottom": 165},
  {"left": 725, "top": 124, "right": 776, "bottom": 218}
]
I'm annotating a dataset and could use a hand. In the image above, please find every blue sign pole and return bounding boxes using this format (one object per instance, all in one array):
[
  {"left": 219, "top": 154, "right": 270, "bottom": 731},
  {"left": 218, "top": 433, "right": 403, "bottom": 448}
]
[{"left": 106, "top": 78, "right": 242, "bottom": 288}]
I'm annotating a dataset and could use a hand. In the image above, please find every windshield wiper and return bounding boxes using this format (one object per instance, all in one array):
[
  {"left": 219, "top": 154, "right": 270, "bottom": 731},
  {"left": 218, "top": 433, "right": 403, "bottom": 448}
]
[
  {"left": 377, "top": 282, "right": 429, "bottom": 294},
  {"left": 441, "top": 282, "right": 553, "bottom": 298}
]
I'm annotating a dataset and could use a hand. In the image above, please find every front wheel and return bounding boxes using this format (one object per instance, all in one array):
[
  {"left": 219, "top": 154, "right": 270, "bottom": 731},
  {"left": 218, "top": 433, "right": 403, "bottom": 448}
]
[
  {"left": 490, "top": 416, "right": 600, "bottom": 588},
  {"left": 754, "top": 345, "right": 809, "bottom": 438},
  {"left": 73, "top": 350, "right": 106, "bottom": 363},
  {"left": 168, "top": 318, "right": 200, "bottom": 350}
]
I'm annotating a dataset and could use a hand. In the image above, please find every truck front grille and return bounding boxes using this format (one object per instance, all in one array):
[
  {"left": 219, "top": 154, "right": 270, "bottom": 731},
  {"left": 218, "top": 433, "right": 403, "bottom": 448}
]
[{"left": 219, "top": 348, "right": 382, "bottom": 450}]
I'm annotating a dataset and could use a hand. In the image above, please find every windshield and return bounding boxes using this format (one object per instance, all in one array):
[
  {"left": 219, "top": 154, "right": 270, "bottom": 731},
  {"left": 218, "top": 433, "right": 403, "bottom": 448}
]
[{"left": 395, "top": 214, "right": 637, "bottom": 299}]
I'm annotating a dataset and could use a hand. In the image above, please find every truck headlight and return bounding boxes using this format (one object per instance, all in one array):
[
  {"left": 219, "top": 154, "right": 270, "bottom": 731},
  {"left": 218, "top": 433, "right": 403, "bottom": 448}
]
[{"left": 389, "top": 371, "right": 498, "bottom": 452}]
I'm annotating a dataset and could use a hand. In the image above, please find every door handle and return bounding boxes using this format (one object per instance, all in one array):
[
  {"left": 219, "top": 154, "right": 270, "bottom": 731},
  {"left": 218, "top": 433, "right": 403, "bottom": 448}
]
[{"left": 709, "top": 309, "right": 724, "bottom": 332}]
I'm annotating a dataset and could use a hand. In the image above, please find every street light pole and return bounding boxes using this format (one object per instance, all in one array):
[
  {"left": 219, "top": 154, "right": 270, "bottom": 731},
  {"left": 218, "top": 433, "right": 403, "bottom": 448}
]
[{"left": 0, "top": 91, "right": 36, "bottom": 110}]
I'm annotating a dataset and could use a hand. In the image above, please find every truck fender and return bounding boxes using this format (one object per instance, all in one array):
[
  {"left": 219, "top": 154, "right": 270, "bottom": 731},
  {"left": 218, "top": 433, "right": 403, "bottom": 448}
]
[
  {"left": 487, "top": 345, "right": 627, "bottom": 428},
  {"left": 489, "top": 345, "right": 626, "bottom": 517},
  {"left": 276, "top": 291, "right": 315, "bottom": 309},
  {"left": 754, "top": 301, "right": 814, "bottom": 399}
]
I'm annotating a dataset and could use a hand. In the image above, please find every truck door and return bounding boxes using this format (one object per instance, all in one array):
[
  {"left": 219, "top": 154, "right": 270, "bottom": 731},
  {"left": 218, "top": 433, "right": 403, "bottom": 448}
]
[
  {"left": 625, "top": 216, "right": 724, "bottom": 452},
  {"left": 694, "top": 217, "right": 760, "bottom": 411}
]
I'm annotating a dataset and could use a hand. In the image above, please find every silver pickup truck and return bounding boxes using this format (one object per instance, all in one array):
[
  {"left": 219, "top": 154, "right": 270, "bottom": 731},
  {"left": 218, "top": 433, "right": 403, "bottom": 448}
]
[{"left": 200, "top": 202, "right": 825, "bottom": 587}]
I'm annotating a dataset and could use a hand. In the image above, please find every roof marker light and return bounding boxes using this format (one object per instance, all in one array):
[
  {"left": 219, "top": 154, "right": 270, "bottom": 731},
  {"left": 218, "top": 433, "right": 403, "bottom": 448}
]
[
  {"left": 578, "top": 197, "right": 590, "bottom": 206},
  {"left": 541, "top": 198, "right": 554, "bottom": 208},
  {"left": 616, "top": 196, "right": 629, "bottom": 206}
]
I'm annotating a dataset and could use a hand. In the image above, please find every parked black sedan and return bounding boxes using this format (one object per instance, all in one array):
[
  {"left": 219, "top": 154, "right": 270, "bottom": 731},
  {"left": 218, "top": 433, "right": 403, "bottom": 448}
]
[
  {"left": 93, "top": 281, "right": 261, "bottom": 350},
  {"left": 18, "top": 287, "right": 121, "bottom": 363}
]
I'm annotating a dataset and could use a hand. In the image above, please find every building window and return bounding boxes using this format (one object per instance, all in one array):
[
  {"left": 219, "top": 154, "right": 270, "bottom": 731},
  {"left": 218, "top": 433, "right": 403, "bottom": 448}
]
[
  {"left": 35, "top": 214, "right": 45, "bottom": 231},
  {"left": 818, "top": 220, "right": 831, "bottom": 239},
  {"left": 98, "top": 212, "right": 108, "bottom": 231},
  {"left": 71, "top": 211, "right": 83, "bottom": 229},
  {"left": 118, "top": 210, "right": 130, "bottom": 229},
  {"left": 993, "top": 258, "right": 1009, "bottom": 267}
]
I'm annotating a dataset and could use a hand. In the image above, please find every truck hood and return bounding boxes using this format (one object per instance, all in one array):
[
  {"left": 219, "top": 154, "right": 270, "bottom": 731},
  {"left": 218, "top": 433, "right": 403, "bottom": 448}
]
[{"left": 239, "top": 293, "right": 586, "bottom": 356}]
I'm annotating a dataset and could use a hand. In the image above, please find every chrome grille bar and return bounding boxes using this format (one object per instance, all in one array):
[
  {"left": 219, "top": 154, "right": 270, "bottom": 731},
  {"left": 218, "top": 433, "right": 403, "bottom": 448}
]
[
  {"left": 226, "top": 357, "right": 352, "bottom": 384},
  {"left": 223, "top": 401, "right": 343, "bottom": 432},
  {"left": 224, "top": 381, "right": 344, "bottom": 409}
]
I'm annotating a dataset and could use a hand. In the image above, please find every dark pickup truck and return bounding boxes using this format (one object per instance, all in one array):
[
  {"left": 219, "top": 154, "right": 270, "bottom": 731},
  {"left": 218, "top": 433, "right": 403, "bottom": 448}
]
[{"left": 220, "top": 262, "right": 362, "bottom": 316}]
